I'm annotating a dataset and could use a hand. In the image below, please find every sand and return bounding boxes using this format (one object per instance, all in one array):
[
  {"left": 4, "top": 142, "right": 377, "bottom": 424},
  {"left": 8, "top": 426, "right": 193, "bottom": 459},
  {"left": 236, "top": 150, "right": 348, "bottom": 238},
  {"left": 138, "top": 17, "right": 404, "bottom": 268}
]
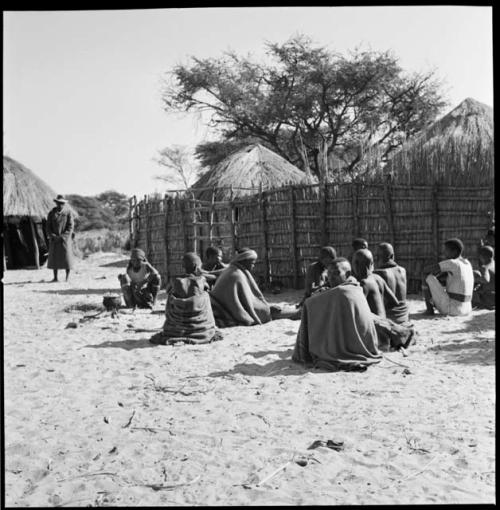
[{"left": 3, "top": 252, "right": 495, "bottom": 506}]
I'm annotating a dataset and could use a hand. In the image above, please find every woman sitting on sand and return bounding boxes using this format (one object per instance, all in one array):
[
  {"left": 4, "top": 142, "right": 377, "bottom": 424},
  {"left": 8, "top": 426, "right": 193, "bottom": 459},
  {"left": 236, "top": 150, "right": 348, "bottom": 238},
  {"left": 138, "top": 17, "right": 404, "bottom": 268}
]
[
  {"left": 118, "top": 248, "right": 161, "bottom": 309},
  {"left": 209, "top": 248, "right": 274, "bottom": 327},
  {"left": 151, "top": 252, "right": 222, "bottom": 345}
]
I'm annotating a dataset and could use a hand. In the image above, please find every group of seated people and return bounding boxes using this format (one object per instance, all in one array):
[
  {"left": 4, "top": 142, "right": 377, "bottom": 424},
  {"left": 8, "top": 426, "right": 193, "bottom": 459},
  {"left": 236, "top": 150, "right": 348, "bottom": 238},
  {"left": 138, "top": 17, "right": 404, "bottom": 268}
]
[{"left": 119, "top": 233, "right": 494, "bottom": 370}]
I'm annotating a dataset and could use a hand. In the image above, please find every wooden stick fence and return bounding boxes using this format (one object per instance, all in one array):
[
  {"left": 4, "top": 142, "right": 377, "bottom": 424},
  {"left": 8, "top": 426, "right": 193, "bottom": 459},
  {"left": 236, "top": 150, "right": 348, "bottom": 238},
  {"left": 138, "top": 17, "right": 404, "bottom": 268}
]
[{"left": 130, "top": 182, "right": 494, "bottom": 294}]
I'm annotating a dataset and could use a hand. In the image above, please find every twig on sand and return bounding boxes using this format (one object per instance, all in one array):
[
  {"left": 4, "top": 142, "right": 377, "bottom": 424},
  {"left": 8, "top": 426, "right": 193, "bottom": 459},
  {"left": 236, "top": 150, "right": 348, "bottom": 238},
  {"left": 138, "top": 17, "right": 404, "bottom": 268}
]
[
  {"left": 237, "top": 411, "right": 271, "bottom": 426},
  {"left": 382, "top": 354, "right": 410, "bottom": 369},
  {"left": 256, "top": 462, "right": 291, "bottom": 487},
  {"left": 56, "top": 471, "right": 120, "bottom": 483},
  {"left": 401, "top": 455, "right": 440, "bottom": 482},
  {"left": 122, "top": 410, "right": 136, "bottom": 428},
  {"left": 131, "top": 426, "right": 175, "bottom": 436},
  {"left": 140, "top": 474, "right": 201, "bottom": 491}
]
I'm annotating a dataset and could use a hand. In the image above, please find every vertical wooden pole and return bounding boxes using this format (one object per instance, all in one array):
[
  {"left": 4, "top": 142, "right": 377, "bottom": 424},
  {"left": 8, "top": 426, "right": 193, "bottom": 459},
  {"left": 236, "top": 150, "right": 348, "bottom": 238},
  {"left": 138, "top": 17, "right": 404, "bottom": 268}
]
[
  {"left": 229, "top": 186, "right": 237, "bottom": 255},
  {"left": 352, "top": 183, "right": 360, "bottom": 239},
  {"left": 179, "top": 195, "right": 188, "bottom": 253},
  {"left": 209, "top": 188, "right": 215, "bottom": 245},
  {"left": 259, "top": 184, "right": 270, "bottom": 286},
  {"left": 164, "top": 194, "right": 169, "bottom": 286},
  {"left": 191, "top": 195, "right": 198, "bottom": 254},
  {"left": 431, "top": 184, "right": 440, "bottom": 263},
  {"left": 289, "top": 186, "right": 299, "bottom": 289},
  {"left": 320, "top": 182, "right": 328, "bottom": 246},
  {"left": 144, "top": 195, "right": 150, "bottom": 256},
  {"left": 383, "top": 182, "right": 395, "bottom": 247},
  {"left": 29, "top": 218, "right": 40, "bottom": 269}
]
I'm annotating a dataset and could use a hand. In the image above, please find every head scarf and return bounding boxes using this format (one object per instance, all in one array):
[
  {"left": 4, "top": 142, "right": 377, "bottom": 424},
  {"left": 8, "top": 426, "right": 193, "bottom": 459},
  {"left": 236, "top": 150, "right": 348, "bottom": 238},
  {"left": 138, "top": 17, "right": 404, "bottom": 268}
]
[
  {"left": 130, "top": 248, "right": 146, "bottom": 261},
  {"left": 232, "top": 248, "right": 258, "bottom": 265}
]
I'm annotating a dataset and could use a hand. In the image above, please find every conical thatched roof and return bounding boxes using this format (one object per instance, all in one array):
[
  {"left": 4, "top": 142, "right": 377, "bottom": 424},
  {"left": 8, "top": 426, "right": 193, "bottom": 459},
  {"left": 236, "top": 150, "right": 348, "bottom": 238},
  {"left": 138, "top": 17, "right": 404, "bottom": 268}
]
[
  {"left": 3, "top": 156, "right": 58, "bottom": 217},
  {"left": 191, "top": 144, "right": 315, "bottom": 200},
  {"left": 384, "top": 98, "right": 493, "bottom": 186}
]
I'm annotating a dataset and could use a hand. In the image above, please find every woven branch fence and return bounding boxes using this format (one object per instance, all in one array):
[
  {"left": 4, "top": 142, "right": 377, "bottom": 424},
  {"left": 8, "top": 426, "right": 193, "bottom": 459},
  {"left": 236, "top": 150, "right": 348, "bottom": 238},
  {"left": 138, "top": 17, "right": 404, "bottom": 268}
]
[{"left": 129, "top": 183, "right": 494, "bottom": 294}]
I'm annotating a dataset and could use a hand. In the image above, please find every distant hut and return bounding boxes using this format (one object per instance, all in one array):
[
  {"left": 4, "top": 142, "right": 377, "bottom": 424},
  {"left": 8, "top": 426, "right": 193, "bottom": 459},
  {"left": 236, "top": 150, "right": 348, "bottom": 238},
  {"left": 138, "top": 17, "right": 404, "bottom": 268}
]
[
  {"left": 191, "top": 143, "right": 315, "bottom": 200},
  {"left": 3, "top": 156, "right": 55, "bottom": 269},
  {"left": 383, "top": 97, "right": 494, "bottom": 186}
]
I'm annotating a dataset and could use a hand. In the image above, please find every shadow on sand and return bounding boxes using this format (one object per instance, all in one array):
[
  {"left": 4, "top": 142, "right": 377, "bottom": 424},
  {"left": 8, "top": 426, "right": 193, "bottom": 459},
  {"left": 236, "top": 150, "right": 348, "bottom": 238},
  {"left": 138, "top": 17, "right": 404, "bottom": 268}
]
[
  {"left": 83, "top": 338, "right": 157, "bottom": 351},
  {"left": 99, "top": 259, "right": 129, "bottom": 268}
]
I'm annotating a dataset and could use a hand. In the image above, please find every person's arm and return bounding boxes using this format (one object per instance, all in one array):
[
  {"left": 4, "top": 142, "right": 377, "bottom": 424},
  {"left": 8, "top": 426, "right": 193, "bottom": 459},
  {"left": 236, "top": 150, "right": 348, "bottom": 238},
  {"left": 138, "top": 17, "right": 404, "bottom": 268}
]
[
  {"left": 61, "top": 211, "right": 74, "bottom": 239},
  {"left": 381, "top": 279, "right": 400, "bottom": 308},
  {"left": 422, "top": 262, "right": 441, "bottom": 276}
]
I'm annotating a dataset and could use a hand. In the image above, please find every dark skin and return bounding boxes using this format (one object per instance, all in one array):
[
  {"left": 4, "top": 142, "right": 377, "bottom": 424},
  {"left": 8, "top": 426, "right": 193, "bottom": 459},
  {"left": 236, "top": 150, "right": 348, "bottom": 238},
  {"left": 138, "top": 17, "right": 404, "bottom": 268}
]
[
  {"left": 374, "top": 247, "right": 407, "bottom": 302},
  {"left": 327, "top": 260, "right": 352, "bottom": 288},
  {"left": 203, "top": 250, "right": 227, "bottom": 281},
  {"left": 353, "top": 250, "right": 399, "bottom": 318},
  {"left": 50, "top": 201, "right": 70, "bottom": 282}
]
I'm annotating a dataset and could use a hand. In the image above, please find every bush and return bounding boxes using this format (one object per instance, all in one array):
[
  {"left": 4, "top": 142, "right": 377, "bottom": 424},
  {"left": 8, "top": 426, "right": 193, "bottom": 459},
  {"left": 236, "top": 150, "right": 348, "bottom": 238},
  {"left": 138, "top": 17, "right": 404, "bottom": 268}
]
[{"left": 73, "top": 229, "right": 129, "bottom": 257}]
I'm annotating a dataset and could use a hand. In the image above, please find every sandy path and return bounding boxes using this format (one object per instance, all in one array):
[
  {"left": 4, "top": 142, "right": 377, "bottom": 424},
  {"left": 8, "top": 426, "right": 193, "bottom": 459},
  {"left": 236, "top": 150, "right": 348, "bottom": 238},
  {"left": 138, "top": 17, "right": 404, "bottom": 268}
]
[{"left": 3, "top": 253, "right": 495, "bottom": 506}]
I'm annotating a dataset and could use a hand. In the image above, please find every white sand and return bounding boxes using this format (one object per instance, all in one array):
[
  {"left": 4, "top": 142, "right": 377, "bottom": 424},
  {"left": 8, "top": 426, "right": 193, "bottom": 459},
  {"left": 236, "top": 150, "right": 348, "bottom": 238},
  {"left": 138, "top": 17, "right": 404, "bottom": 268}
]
[{"left": 3, "top": 253, "right": 495, "bottom": 506}]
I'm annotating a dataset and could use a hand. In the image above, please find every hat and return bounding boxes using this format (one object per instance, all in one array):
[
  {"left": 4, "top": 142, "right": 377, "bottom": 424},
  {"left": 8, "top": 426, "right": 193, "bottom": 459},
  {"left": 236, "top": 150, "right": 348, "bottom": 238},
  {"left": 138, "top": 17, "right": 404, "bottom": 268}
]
[
  {"left": 130, "top": 248, "right": 146, "bottom": 261},
  {"left": 54, "top": 194, "right": 68, "bottom": 204}
]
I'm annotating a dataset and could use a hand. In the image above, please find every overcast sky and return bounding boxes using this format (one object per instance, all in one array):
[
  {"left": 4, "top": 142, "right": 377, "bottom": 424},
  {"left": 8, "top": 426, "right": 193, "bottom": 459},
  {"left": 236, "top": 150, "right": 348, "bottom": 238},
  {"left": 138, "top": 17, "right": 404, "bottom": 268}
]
[{"left": 3, "top": 6, "right": 493, "bottom": 198}]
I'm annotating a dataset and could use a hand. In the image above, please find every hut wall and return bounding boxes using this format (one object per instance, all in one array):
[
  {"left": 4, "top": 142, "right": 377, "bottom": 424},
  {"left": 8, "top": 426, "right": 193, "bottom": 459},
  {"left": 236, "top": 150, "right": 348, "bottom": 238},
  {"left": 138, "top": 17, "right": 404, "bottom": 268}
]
[{"left": 131, "top": 183, "right": 494, "bottom": 294}]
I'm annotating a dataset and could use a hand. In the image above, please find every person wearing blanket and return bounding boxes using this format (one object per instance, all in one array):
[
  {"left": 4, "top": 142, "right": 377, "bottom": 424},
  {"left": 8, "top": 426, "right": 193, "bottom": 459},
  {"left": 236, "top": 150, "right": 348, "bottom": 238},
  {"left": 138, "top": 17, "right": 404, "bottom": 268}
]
[
  {"left": 150, "top": 252, "right": 222, "bottom": 345},
  {"left": 292, "top": 258, "right": 382, "bottom": 371},
  {"left": 209, "top": 248, "right": 274, "bottom": 327}
]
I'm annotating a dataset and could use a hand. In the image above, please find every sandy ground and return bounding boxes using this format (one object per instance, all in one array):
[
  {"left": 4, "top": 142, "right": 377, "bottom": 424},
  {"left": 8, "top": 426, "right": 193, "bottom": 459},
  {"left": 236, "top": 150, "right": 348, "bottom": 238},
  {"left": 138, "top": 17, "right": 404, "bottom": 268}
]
[{"left": 3, "top": 252, "right": 496, "bottom": 506}]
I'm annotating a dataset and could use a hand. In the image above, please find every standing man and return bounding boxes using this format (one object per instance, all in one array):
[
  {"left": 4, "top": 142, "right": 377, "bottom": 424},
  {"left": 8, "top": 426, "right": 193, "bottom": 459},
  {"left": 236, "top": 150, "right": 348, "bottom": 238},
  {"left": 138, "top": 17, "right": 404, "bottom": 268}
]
[{"left": 47, "top": 194, "right": 75, "bottom": 282}]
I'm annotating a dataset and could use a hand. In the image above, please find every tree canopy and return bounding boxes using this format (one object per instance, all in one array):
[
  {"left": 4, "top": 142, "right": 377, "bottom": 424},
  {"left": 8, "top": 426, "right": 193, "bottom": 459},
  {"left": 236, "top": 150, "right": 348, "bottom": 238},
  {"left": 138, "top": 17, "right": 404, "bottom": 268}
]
[{"left": 162, "top": 35, "right": 447, "bottom": 180}]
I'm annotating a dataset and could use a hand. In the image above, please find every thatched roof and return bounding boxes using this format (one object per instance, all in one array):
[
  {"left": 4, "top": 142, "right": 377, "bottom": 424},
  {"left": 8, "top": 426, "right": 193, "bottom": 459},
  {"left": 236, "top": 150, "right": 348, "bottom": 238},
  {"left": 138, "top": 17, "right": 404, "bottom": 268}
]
[
  {"left": 3, "top": 156, "right": 78, "bottom": 218},
  {"left": 3, "top": 156, "right": 58, "bottom": 217},
  {"left": 191, "top": 144, "right": 315, "bottom": 200},
  {"left": 384, "top": 98, "right": 493, "bottom": 186}
]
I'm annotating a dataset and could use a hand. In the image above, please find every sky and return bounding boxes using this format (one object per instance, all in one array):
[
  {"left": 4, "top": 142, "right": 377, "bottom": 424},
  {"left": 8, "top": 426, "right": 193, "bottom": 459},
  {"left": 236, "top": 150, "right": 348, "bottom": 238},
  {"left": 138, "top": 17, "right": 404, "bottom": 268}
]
[{"left": 3, "top": 6, "right": 493, "bottom": 198}]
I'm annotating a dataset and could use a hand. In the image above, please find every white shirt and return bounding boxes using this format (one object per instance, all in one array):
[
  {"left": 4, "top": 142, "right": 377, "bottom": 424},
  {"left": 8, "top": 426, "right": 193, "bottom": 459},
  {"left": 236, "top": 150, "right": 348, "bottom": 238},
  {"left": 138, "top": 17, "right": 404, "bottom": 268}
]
[{"left": 439, "top": 257, "right": 474, "bottom": 297}]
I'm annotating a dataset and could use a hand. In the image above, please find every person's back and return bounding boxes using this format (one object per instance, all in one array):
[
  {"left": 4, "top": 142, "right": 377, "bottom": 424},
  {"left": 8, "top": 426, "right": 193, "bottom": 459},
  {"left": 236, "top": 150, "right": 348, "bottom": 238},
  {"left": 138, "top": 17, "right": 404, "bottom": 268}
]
[
  {"left": 360, "top": 273, "right": 388, "bottom": 318},
  {"left": 374, "top": 242, "right": 409, "bottom": 323}
]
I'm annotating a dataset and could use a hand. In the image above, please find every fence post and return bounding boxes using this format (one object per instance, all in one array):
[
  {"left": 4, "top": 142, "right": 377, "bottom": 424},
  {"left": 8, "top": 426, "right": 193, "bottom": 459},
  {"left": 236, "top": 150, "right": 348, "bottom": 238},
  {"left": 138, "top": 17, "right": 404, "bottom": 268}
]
[
  {"left": 229, "top": 186, "right": 237, "bottom": 255},
  {"left": 320, "top": 182, "right": 328, "bottom": 245},
  {"left": 383, "top": 182, "right": 395, "bottom": 246},
  {"left": 164, "top": 194, "right": 169, "bottom": 286},
  {"left": 144, "top": 195, "right": 150, "bottom": 257},
  {"left": 289, "top": 186, "right": 299, "bottom": 289},
  {"left": 352, "top": 183, "right": 360, "bottom": 238},
  {"left": 209, "top": 188, "right": 215, "bottom": 245},
  {"left": 431, "top": 184, "right": 440, "bottom": 262},
  {"left": 178, "top": 195, "right": 188, "bottom": 253},
  {"left": 259, "top": 184, "right": 270, "bottom": 286}
]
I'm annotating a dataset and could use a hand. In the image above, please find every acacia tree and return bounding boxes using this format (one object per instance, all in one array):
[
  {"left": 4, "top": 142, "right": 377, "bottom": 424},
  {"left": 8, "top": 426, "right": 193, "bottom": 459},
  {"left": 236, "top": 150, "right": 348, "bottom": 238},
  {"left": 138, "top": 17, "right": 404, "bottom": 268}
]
[
  {"left": 162, "top": 35, "right": 447, "bottom": 180},
  {"left": 153, "top": 145, "right": 202, "bottom": 190}
]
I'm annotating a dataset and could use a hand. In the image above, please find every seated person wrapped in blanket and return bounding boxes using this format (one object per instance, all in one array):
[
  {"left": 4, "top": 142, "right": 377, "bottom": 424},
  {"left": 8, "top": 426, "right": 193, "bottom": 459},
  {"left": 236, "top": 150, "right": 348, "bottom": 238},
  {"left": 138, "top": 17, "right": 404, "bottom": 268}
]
[
  {"left": 209, "top": 248, "right": 273, "bottom": 327},
  {"left": 150, "top": 252, "right": 222, "bottom": 345},
  {"left": 293, "top": 257, "right": 382, "bottom": 371}
]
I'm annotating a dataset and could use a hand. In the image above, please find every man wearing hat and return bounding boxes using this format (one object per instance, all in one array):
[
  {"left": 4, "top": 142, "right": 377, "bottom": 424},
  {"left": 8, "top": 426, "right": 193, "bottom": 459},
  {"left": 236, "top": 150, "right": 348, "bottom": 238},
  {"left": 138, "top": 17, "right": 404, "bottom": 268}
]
[
  {"left": 422, "top": 238, "right": 474, "bottom": 316},
  {"left": 47, "top": 195, "right": 75, "bottom": 282}
]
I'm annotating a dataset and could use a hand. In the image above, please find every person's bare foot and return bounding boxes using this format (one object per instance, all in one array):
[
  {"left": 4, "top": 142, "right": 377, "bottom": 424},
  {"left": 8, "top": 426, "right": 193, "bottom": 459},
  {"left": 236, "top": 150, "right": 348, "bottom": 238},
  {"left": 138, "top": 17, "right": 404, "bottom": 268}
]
[{"left": 50, "top": 278, "right": 58, "bottom": 282}]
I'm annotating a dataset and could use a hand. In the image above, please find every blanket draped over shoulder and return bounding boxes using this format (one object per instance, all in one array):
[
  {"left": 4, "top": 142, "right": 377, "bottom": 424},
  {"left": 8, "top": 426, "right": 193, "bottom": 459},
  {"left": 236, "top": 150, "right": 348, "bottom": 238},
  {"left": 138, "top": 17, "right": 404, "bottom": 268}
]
[
  {"left": 209, "top": 262, "right": 272, "bottom": 327},
  {"left": 293, "top": 278, "right": 382, "bottom": 370},
  {"left": 154, "top": 275, "right": 221, "bottom": 345}
]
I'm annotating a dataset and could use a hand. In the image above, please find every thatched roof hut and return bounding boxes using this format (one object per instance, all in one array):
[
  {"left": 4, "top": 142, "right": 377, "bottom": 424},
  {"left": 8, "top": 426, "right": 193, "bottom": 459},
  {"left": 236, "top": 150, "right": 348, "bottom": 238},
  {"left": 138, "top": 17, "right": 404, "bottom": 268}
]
[
  {"left": 3, "top": 155, "right": 72, "bottom": 269},
  {"left": 191, "top": 144, "right": 315, "bottom": 200},
  {"left": 3, "top": 155, "right": 57, "bottom": 217},
  {"left": 383, "top": 98, "right": 493, "bottom": 186}
]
